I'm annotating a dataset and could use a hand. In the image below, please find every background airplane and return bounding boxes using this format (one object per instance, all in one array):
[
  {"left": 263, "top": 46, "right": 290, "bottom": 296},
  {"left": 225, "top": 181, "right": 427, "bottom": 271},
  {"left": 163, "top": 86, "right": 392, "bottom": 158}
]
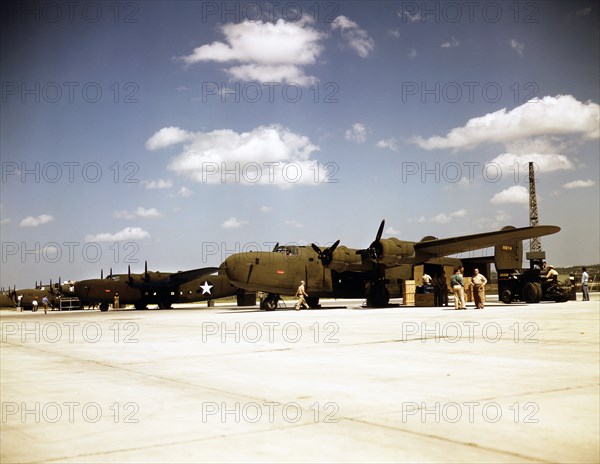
[
  {"left": 224, "top": 220, "right": 561, "bottom": 309},
  {"left": 74, "top": 262, "right": 238, "bottom": 311}
]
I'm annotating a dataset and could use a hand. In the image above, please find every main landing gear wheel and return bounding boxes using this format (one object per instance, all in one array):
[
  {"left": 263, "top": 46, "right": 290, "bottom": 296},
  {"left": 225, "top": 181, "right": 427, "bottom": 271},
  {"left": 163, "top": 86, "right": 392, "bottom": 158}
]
[
  {"left": 158, "top": 302, "right": 172, "bottom": 309},
  {"left": 100, "top": 302, "right": 109, "bottom": 312},
  {"left": 305, "top": 297, "right": 320, "bottom": 309},
  {"left": 260, "top": 293, "right": 279, "bottom": 311},
  {"left": 134, "top": 303, "right": 147, "bottom": 310},
  {"left": 366, "top": 283, "right": 389, "bottom": 308}
]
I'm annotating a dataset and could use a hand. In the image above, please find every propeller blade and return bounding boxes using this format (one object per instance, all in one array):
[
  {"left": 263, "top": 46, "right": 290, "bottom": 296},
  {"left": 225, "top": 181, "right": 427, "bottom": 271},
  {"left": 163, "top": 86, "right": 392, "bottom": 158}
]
[
  {"left": 311, "top": 243, "right": 322, "bottom": 255},
  {"left": 376, "top": 219, "right": 385, "bottom": 242},
  {"left": 101, "top": 269, "right": 104, "bottom": 279},
  {"left": 272, "top": 242, "right": 279, "bottom": 252},
  {"left": 330, "top": 239, "right": 340, "bottom": 253},
  {"left": 128, "top": 265, "right": 133, "bottom": 284},
  {"left": 144, "top": 260, "right": 149, "bottom": 282}
]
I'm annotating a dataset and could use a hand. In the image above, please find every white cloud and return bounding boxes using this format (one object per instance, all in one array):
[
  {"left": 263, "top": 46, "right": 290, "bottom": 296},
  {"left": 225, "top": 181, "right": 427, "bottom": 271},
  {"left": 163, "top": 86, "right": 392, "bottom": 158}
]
[
  {"left": 142, "top": 179, "right": 173, "bottom": 189},
  {"left": 411, "top": 95, "right": 599, "bottom": 150},
  {"left": 285, "top": 220, "right": 303, "bottom": 228},
  {"left": 576, "top": 7, "right": 592, "bottom": 16},
  {"left": 563, "top": 179, "right": 596, "bottom": 189},
  {"left": 148, "top": 124, "right": 326, "bottom": 188},
  {"left": 491, "top": 153, "right": 575, "bottom": 173},
  {"left": 345, "top": 123, "right": 369, "bottom": 144},
  {"left": 490, "top": 186, "right": 529, "bottom": 205},
  {"left": 222, "top": 217, "right": 246, "bottom": 229},
  {"left": 1, "top": 218, "right": 10, "bottom": 225},
  {"left": 441, "top": 37, "right": 460, "bottom": 48},
  {"left": 178, "top": 187, "right": 192, "bottom": 197},
  {"left": 398, "top": 9, "right": 421, "bottom": 22},
  {"left": 85, "top": 227, "right": 150, "bottom": 242},
  {"left": 385, "top": 226, "right": 401, "bottom": 235},
  {"left": 430, "top": 209, "right": 468, "bottom": 224},
  {"left": 260, "top": 206, "right": 273, "bottom": 213},
  {"left": 408, "top": 209, "right": 466, "bottom": 224},
  {"left": 114, "top": 207, "right": 162, "bottom": 219},
  {"left": 388, "top": 29, "right": 400, "bottom": 39},
  {"left": 20, "top": 214, "right": 54, "bottom": 228},
  {"left": 331, "top": 16, "right": 375, "bottom": 58},
  {"left": 146, "top": 127, "right": 192, "bottom": 151},
  {"left": 376, "top": 138, "right": 399, "bottom": 151},
  {"left": 180, "top": 18, "right": 325, "bottom": 85},
  {"left": 510, "top": 39, "right": 525, "bottom": 56},
  {"left": 408, "top": 47, "right": 418, "bottom": 59}
]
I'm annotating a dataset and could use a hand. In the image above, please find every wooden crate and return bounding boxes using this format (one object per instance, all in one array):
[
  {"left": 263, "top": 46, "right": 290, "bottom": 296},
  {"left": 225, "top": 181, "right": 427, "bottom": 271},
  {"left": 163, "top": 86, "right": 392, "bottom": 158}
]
[
  {"left": 403, "top": 280, "right": 415, "bottom": 306},
  {"left": 415, "top": 293, "right": 435, "bottom": 307}
]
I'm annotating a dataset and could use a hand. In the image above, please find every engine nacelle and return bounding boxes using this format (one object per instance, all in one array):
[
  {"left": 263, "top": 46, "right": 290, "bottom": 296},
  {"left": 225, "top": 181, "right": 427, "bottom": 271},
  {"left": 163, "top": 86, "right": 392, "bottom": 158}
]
[
  {"left": 328, "top": 246, "right": 362, "bottom": 272},
  {"left": 371, "top": 238, "right": 416, "bottom": 266}
]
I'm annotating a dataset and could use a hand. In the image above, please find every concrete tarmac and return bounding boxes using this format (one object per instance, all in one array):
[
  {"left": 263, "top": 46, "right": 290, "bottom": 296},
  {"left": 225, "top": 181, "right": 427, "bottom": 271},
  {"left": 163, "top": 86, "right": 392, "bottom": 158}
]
[{"left": 1, "top": 295, "right": 599, "bottom": 463}]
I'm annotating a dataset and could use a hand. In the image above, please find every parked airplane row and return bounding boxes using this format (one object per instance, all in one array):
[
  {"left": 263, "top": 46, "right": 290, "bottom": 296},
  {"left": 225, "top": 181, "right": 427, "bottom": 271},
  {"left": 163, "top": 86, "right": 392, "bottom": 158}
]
[{"left": 1, "top": 221, "right": 560, "bottom": 311}]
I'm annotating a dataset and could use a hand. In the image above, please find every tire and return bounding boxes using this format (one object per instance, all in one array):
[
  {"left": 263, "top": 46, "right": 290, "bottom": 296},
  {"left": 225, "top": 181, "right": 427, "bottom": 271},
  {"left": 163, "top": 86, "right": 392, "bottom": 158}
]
[
  {"left": 306, "top": 297, "right": 320, "bottom": 309},
  {"left": 522, "top": 282, "right": 540, "bottom": 303},
  {"left": 134, "top": 303, "right": 146, "bottom": 310},
  {"left": 100, "top": 302, "right": 109, "bottom": 312},
  {"left": 500, "top": 289, "right": 512, "bottom": 304},
  {"left": 260, "top": 294, "right": 279, "bottom": 311},
  {"left": 366, "top": 284, "right": 389, "bottom": 307},
  {"left": 158, "top": 302, "right": 172, "bottom": 309}
]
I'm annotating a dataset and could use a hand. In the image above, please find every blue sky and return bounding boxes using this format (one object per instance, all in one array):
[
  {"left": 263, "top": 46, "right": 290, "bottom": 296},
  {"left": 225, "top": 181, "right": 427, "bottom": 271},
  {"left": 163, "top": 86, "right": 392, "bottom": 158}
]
[{"left": 1, "top": 1, "right": 599, "bottom": 289}]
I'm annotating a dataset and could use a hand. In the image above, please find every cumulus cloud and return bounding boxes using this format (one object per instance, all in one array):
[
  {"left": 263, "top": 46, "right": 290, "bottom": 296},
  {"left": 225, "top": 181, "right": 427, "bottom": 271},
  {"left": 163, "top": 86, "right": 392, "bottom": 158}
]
[
  {"left": 408, "top": 47, "right": 418, "bottom": 59},
  {"left": 142, "top": 179, "right": 173, "bottom": 189},
  {"left": 491, "top": 153, "right": 575, "bottom": 173},
  {"left": 331, "top": 15, "right": 374, "bottom": 58},
  {"left": 510, "top": 39, "right": 525, "bottom": 56},
  {"left": 222, "top": 217, "right": 246, "bottom": 229},
  {"left": 408, "top": 209, "right": 466, "bottom": 224},
  {"left": 146, "top": 127, "right": 193, "bottom": 150},
  {"left": 376, "top": 138, "right": 399, "bottom": 151},
  {"left": 285, "top": 220, "right": 303, "bottom": 228},
  {"left": 260, "top": 206, "right": 273, "bottom": 213},
  {"left": 385, "top": 226, "right": 401, "bottom": 235},
  {"left": 85, "top": 227, "right": 150, "bottom": 242},
  {"left": 345, "top": 123, "right": 369, "bottom": 144},
  {"left": 148, "top": 124, "right": 326, "bottom": 188},
  {"left": 114, "top": 207, "right": 162, "bottom": 219},
  {"left": 180, "top": 18, "right": 325, "bottom": 85},
  {"left": 178, "top": 187, "right": 192, "bottom": 197},
  {"left": 490, "top": 186, "right": 529, "bottom": 205},
  {"left": 441, "top": 37, "right": 460, "bottom": 48},
  {"left": 411, "top": 95, "right": 599, "bottom": 150},
  {"left": 563, "top": 179, "right": 596, "bottom": 189},
  {"left": 20, "top": 214, "right": 54, "bottom": 228}
]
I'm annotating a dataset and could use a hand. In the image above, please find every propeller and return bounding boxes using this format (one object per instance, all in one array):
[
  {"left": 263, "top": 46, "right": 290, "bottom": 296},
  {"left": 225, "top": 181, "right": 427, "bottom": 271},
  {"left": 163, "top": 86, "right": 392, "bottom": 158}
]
[
  {"left": 368, "top": 219, "right": 386, "bottom": 262},
  {"left": 272, "top": 242, "right": 279, "bottom": 252},
  {"left": 128, "top": 265, "right": 133, "bottom": 284},
  {"left": 101, "top": 269, "right": 104, "bottom": 279},
  {"left": 311, "top": 239, "right": 341, "bottom": 267},
  {"left": 143, "top": 260, "right": 150, "bottom": 283}
]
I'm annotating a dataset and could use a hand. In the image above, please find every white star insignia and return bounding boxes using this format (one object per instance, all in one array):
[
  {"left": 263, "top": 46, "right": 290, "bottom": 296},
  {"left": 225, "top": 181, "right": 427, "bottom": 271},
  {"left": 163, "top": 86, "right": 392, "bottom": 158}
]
[{"left": 200, "top": 281, "right": 213, "bottom": 295}]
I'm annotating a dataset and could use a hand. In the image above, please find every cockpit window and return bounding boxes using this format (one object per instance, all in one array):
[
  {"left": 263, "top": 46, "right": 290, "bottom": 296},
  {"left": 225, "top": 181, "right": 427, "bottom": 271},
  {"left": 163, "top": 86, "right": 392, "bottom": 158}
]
[{"left": 275, "top": 246, "right": 298, "bottom": 256}]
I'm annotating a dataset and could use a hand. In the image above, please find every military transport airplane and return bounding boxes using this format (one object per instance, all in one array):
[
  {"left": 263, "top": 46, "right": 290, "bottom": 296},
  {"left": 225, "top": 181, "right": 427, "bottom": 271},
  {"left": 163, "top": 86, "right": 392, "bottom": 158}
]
[
  {"left": 10, "top": 280, "right": 74, "bottom": 311},
  {"left": 74, "top": 261, "right": 238, "bottom": 311},
  {"left": 223, "top": 220, "right": 561, "bottom": 309}
]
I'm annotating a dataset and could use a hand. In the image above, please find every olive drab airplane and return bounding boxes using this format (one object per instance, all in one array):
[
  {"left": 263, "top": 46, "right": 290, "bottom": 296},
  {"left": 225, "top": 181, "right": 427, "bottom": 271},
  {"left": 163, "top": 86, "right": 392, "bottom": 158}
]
[
  {"left": 9, "top": 280, "right": 75, "bottom": 311},
  {"left": 223, "top": 220, "right": 561, "bottom": 309},
  {"left": 74, "top": 261, "right": 237, "bottom": 311}
]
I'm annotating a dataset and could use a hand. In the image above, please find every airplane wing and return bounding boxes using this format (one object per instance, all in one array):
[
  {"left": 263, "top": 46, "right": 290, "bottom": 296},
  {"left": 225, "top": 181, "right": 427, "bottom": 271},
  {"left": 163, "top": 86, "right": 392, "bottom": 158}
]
[
  {"left": 169, "top": 267, "right": 220, "bottom": 285},
  {"left": 414, "top": 225, "right": 560, "bottom": 258}
]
